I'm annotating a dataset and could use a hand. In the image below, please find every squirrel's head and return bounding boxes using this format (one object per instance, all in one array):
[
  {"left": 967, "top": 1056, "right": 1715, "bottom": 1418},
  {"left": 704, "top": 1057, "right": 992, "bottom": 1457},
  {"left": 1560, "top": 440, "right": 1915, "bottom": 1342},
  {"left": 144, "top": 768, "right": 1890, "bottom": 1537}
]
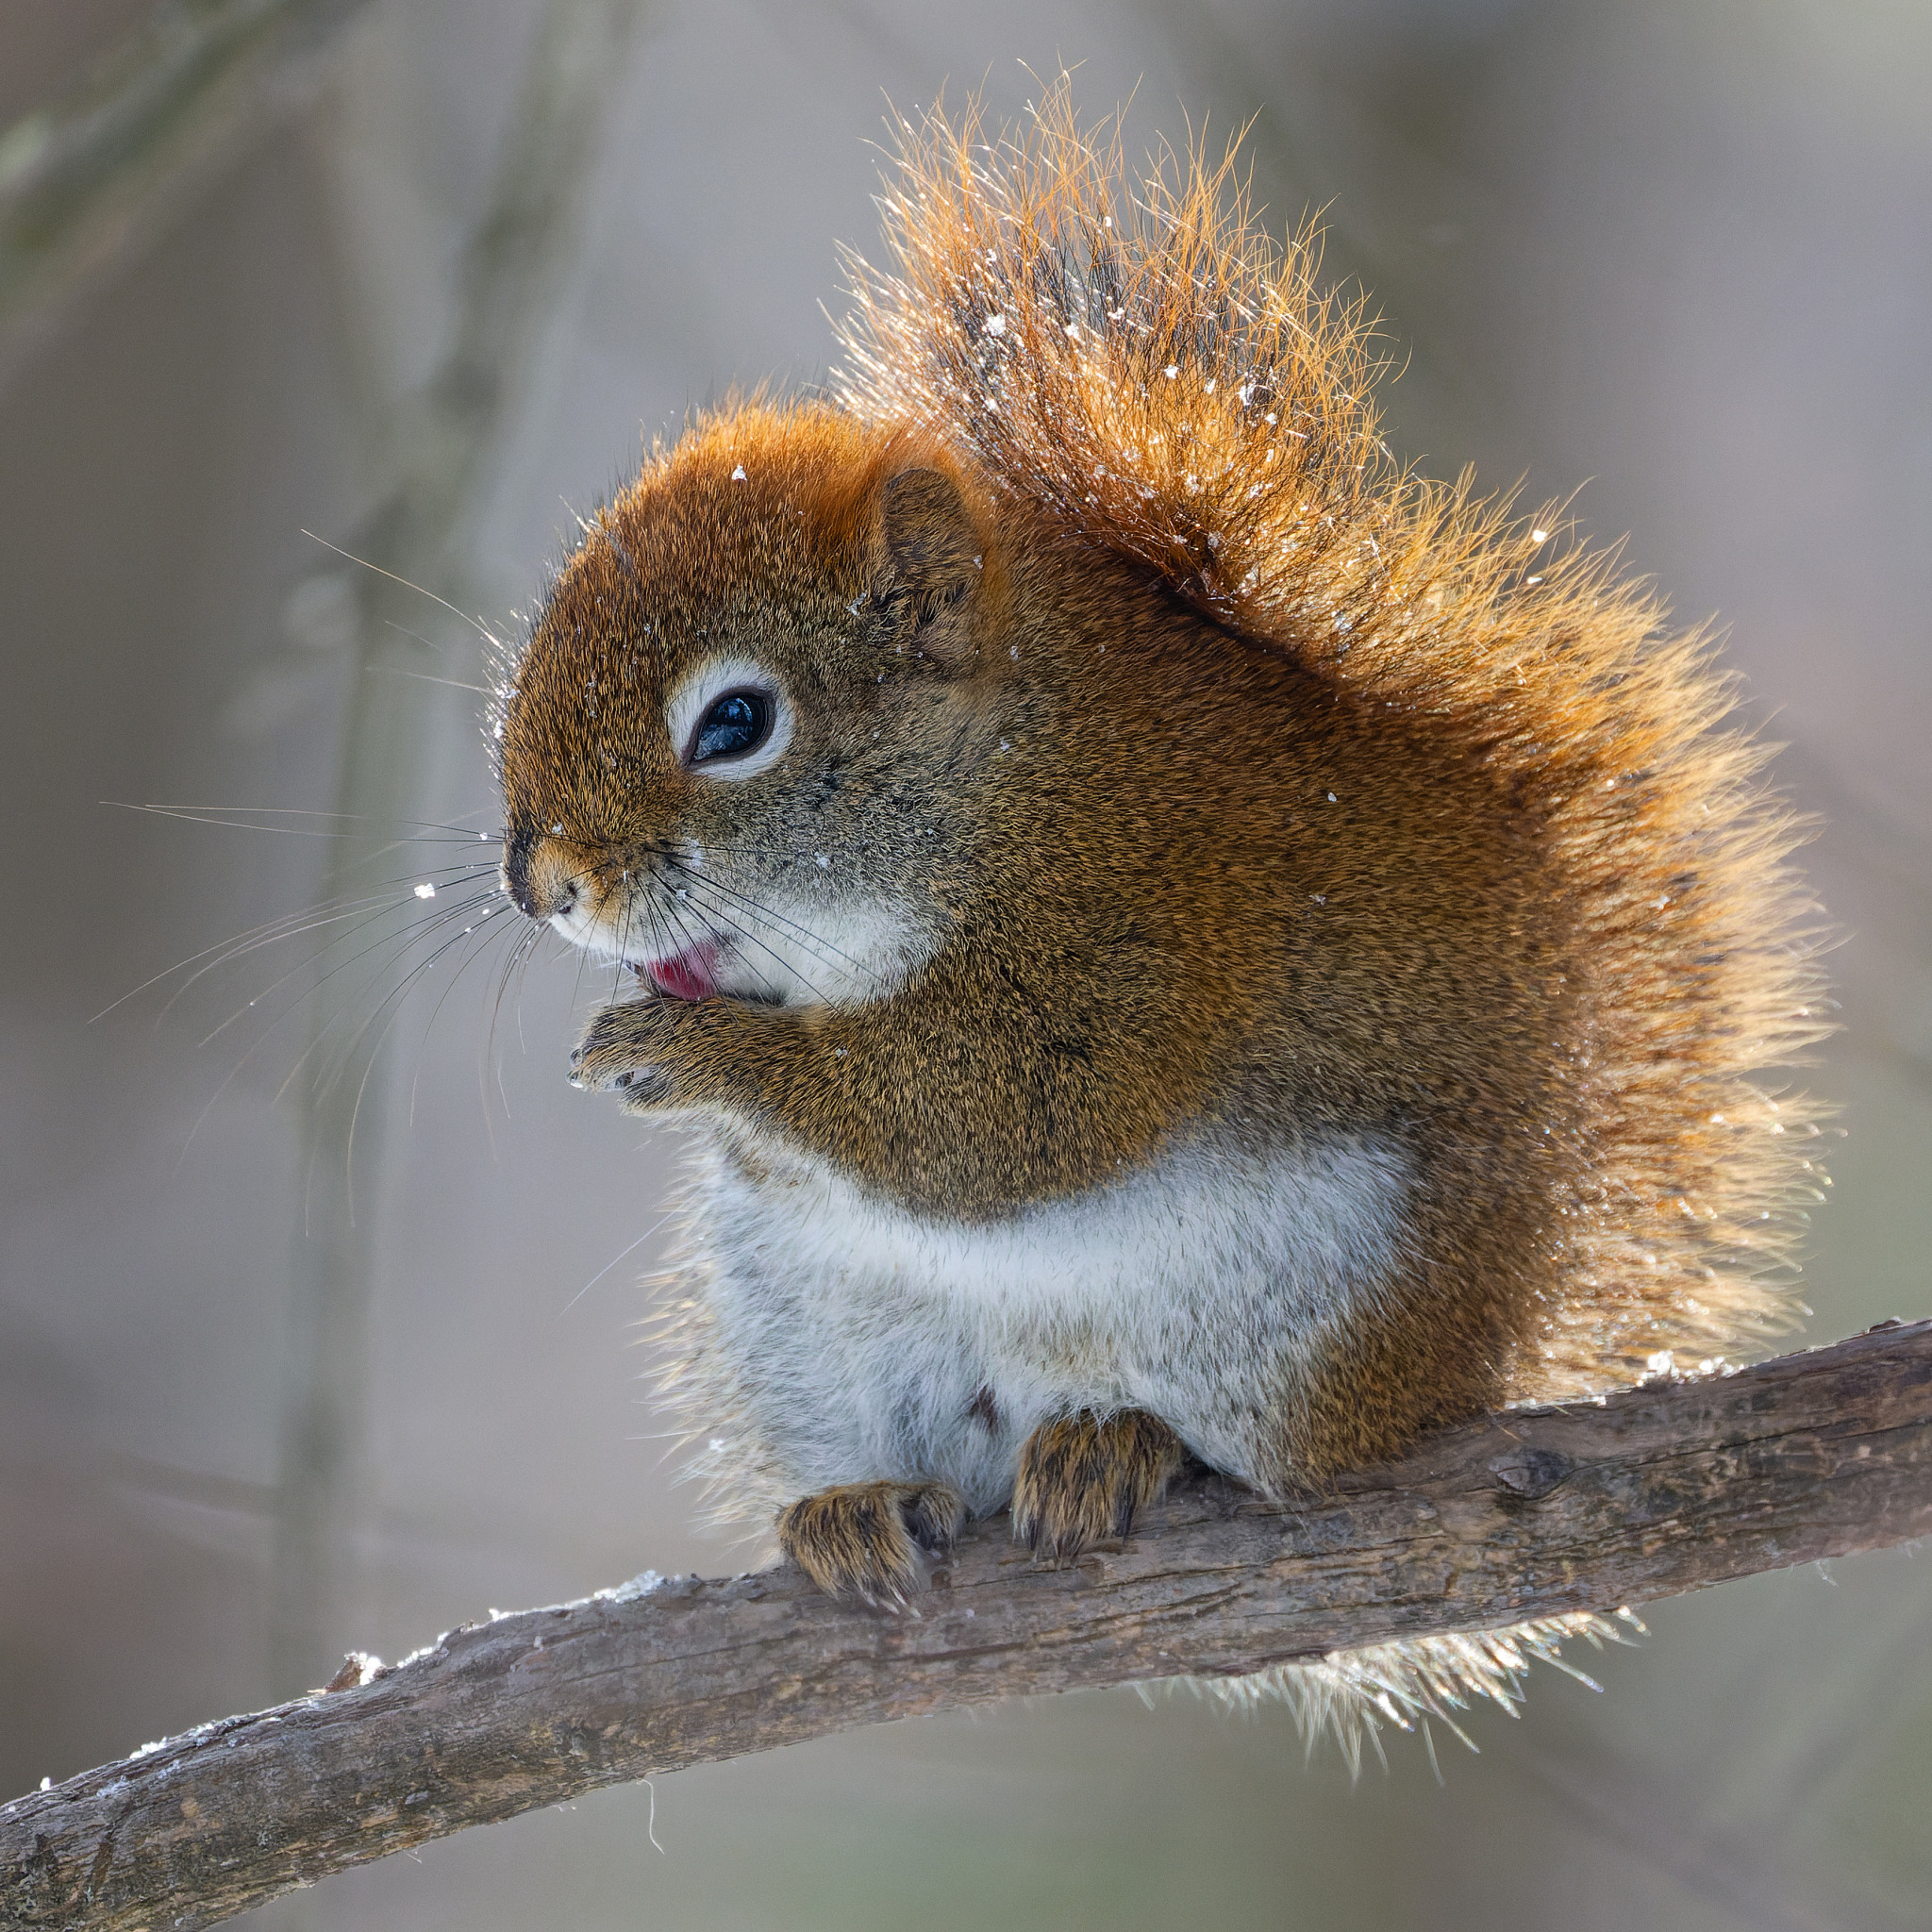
[{"left": 497, "top": 404, "right": 1009, "bottom": 1007}]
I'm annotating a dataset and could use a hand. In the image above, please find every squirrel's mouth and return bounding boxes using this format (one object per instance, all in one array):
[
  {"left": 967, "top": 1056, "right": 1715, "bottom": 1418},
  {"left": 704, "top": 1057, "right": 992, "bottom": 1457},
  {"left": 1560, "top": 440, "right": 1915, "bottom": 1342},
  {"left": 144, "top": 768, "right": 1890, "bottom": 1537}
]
[{"left": 635, "top": 941, "right": 721, "bottom": 1001}]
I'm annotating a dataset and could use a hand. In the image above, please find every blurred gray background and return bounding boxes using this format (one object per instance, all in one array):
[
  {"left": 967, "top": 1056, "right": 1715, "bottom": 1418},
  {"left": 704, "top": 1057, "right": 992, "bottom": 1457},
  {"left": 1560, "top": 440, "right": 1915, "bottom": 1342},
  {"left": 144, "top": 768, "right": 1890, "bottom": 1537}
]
[{"left": 3, "top": 2, "right": 1929, "bottom": 1927}]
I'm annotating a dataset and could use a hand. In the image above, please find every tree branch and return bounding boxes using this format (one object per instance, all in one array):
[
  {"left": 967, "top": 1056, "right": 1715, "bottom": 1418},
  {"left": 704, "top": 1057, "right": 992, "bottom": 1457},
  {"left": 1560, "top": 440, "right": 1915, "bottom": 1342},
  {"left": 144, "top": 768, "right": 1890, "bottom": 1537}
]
[{"left": 6, "top": 1320, "right": 1929, "bottom": 1931}]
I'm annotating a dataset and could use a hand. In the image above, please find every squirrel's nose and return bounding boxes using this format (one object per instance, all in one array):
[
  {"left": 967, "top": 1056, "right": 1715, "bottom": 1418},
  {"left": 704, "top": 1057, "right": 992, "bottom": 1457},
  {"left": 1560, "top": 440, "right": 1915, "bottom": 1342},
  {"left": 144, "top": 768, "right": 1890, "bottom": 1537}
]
[{"left": 502, "top": 827, "right": 583, "bottom": 922}]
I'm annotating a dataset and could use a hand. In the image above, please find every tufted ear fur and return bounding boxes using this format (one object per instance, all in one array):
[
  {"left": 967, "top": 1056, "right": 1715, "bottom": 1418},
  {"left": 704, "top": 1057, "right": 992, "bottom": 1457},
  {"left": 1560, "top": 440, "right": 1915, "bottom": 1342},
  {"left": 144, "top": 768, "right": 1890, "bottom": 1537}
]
[{"left": 879, "top": 466, "right": 983, "bottom": 668}]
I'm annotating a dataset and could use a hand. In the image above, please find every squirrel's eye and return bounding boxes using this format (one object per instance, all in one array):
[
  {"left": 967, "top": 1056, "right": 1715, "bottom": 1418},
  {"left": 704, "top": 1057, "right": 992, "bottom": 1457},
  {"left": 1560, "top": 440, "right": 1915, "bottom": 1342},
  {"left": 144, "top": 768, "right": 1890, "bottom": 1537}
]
[{"left": 691, "top": 691, "right": 773, "bottom": 764}]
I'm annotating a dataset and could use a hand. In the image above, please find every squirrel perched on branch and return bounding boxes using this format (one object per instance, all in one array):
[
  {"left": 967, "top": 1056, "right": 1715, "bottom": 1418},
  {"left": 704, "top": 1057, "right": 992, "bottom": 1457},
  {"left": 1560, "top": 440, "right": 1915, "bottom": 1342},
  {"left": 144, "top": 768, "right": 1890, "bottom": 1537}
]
[{"left": 495, "top": 86, "right": 1827, "bottom": 1733}]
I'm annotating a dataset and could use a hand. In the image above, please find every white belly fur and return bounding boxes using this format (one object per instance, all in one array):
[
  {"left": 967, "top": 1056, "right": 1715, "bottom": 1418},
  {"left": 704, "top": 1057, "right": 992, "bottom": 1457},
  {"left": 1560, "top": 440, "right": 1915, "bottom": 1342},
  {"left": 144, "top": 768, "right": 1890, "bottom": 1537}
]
[{"left": 657, "top": 1128, "right": 1414, "bottom": 1524}]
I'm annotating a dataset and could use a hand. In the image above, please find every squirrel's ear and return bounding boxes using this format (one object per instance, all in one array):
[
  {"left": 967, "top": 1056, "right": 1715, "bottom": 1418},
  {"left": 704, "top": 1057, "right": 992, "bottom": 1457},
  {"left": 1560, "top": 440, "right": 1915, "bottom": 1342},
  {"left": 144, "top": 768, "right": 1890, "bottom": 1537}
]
[{"left": 879, "top": 466, "right": 982, "bottom": 669}]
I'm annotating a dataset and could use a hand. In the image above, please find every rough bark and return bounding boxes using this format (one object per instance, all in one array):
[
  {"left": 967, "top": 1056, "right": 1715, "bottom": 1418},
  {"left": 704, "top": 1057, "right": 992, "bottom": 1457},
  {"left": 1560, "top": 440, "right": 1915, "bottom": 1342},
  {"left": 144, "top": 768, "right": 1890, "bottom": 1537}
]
[{"left": 5, "top": 1319, "right": 1929, "bottom": 1931}]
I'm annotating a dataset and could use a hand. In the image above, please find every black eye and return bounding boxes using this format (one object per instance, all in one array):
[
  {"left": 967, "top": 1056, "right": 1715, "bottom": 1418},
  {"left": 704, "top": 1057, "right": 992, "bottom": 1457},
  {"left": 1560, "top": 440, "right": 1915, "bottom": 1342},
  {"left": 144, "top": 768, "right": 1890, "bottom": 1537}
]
[{"left": 691, "top": 691, "right": 773, "bottom": 764}]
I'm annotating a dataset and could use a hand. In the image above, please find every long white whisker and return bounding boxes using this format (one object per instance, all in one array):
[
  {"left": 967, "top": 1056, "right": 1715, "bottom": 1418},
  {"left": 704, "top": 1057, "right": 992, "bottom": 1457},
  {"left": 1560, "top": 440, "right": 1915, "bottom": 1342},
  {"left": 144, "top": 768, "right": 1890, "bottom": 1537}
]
[
  {"left": 189, "top": 888, "right": 501, "bottom": 1045},
  {"left": 106, "top": 800, "right": 504, "bottom": 840},
  {"left": 560, "top": 1211, "right": 676, "bottom": 1315},
  {"left": 666, "top": 862, "right": 868, "bottom": 974},
  {"left": 300, "top": 529, "right": 505, "bottom": 651},
  {"left": 98, "top": 857, "right": 503, "bottom": 1026},
  {"left": 372, "top": 665, "right": 493, "bottom": 695},
  {"left": 330, "top": 908, "right": 526, "bottom": 1213},
  {"left": 408, "top": 917, "right": 525, "bottom": 1124},
  {"left": 668, "top": 886, "right": 834, "bottom": 1007}
]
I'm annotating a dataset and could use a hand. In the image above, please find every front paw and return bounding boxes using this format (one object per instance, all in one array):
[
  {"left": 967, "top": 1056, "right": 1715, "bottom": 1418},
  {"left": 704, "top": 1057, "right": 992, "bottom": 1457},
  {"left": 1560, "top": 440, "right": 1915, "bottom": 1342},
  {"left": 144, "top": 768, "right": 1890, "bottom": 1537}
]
[
  {"left": 1011, "top": 1409, "right": 1184, "bottom": 1563},
  {"left": 570, "top": 998, "right": 676, "bottom": 1100},
  {"left": 777, "top": 1480, "right": 967, "bottom": 1611}
]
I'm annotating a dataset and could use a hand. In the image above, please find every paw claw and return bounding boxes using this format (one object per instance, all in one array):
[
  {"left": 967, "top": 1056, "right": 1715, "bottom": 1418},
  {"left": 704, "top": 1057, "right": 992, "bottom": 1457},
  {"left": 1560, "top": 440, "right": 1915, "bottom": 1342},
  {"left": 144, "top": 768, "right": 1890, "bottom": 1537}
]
[
  {"left": 1011, "top": 1410, "right": 1183, "bottom": 1564},
  {"left": 778, "top": 1480, "right": 966, "bottom": 1605},
  {"left": 571, "top": 1000, "right": 669, "bottom": 1097}
]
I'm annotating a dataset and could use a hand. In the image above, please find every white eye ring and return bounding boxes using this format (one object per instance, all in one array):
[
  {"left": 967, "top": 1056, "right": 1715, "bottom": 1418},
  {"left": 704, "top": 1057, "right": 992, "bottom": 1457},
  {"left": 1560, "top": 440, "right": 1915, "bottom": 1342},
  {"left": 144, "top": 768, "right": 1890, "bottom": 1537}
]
[{"left": 663, "top": 655, "right": 793, "bottom": 781}]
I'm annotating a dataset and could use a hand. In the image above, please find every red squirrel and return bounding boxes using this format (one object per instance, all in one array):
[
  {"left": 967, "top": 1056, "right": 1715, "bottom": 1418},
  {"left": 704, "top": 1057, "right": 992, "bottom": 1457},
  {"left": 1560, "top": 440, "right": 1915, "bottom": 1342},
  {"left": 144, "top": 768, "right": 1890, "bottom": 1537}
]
[{"left": 494, "top": 92, "right": 1826, "bottom": 1720}]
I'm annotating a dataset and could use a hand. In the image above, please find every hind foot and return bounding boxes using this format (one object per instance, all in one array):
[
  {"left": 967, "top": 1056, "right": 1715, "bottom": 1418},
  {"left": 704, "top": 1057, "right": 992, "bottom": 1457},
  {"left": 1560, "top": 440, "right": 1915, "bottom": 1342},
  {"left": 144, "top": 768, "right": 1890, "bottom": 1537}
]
[
  {"left": 777, "top": 1480, "right": 967, "bottom": 1609},
  {"left": 1011, "top": 1408, "right": 1184, "bottom": 1562}
]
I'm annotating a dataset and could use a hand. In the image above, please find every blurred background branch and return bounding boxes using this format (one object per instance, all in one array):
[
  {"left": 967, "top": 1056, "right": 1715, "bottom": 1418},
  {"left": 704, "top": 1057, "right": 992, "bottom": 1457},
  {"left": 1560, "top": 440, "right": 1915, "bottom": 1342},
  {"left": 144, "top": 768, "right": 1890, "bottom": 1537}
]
[
  {"left": 0, "top": 0, "right": 381, "bottom": 392},
  {"left": 270, "top": 0, "right": 650, "bottom": 1700},
  {"left": 0, "top": 0, "right": 655, "bottom": 1738}
]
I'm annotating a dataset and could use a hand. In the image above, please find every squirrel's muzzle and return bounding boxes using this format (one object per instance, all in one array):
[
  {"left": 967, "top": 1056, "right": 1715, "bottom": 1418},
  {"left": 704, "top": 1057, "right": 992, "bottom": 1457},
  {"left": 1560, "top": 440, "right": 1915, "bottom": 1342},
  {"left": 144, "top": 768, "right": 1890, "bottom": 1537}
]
[{"left": 501, "top": 825, "right": 585, "bottom": 924}]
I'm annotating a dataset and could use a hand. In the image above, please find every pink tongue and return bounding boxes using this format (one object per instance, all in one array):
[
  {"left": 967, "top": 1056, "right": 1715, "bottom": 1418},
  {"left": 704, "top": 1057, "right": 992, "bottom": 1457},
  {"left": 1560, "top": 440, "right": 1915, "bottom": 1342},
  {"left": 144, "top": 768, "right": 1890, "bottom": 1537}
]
[{"left": 647, "top": 944, "right": 719, "bottom": 1001}]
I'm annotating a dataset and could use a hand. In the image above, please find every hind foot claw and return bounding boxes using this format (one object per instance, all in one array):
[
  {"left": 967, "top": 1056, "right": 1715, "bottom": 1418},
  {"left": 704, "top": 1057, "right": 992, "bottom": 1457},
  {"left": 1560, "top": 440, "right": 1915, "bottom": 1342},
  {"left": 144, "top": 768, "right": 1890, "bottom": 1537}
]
[
  {"left": 1011, "top": 1409, "right": 1183, "bottom": 1562},
  {"left": 777, "top": 1480, "right": 967, "bottom": 1609}
]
